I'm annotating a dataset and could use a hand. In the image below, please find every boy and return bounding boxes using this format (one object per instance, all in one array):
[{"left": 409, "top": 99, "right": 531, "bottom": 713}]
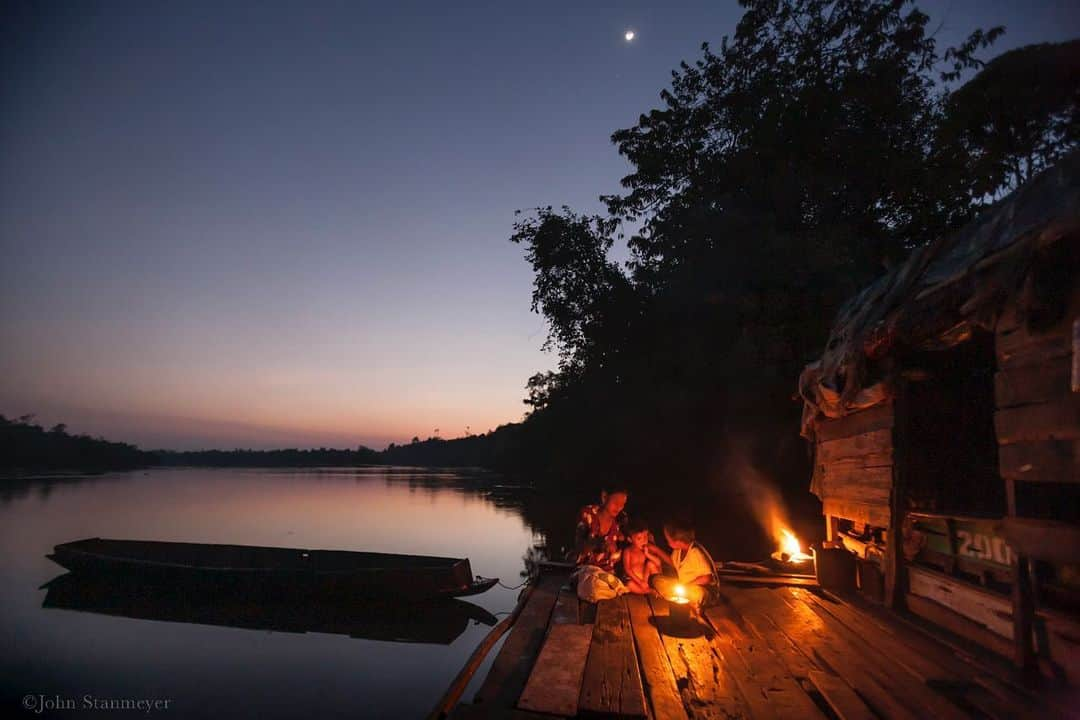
[
  {"left": 650, "top": 518, "right": 717, "bottom": 607},
  {"left": 621, "top": 518, "right": 662, "bottom": 594}
]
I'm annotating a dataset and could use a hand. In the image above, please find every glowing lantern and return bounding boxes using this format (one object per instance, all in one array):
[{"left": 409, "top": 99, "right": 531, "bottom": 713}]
[{"left": 667, "top": 583, "right": 691, "bottom": 623}]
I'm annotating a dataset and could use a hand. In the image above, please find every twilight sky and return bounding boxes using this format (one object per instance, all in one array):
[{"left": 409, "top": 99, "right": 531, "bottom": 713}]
[{"left": 1, "top": 1, "right": 1076, "bottom": 450}]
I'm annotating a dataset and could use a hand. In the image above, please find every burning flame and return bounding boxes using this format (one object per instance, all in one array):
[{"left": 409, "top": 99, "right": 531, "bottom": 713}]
[
  {"left": 669, "top": 583, "right": 690, "bottom": 604},
  {"left": 776, "top": 529, "right": 813, "bottom": 563},
  {"left": 723, "top": 447, "right": 811, "bottom": 566}
]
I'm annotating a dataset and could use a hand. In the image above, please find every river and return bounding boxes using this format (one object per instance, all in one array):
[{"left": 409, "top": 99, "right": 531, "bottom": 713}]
[
  {"left": 0, "top": 465, "right": 816, "bottom": 718},
  {"left": 0, "top": 467, "right": 539, "bottom": 719}
]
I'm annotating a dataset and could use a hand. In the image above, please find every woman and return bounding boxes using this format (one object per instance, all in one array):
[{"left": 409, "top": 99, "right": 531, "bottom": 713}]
[{"left": 572, "top": 485, "right": 629, "bottom": 572}]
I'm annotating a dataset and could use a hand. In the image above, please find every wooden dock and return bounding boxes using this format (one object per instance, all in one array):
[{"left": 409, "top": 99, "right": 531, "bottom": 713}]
[{"left": 443, "top": 568, "right": 1077, "bottom": 719}]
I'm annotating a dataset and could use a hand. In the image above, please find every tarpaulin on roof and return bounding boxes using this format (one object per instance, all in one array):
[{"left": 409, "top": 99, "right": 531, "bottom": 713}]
[{"left": 800, "top": 152, "right": 1080, "bottom": 439}]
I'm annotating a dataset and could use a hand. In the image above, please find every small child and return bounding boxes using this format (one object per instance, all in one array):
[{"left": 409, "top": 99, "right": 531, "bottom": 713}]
[
  {"left": 650, "top": 518, "right": 717, "bottom": 607},
  {"left": 621, "top": 518, "right": 661, "bottom": 594}
]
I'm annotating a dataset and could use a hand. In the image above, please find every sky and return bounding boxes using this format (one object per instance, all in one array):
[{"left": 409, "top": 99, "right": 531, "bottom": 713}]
[{"left": 1, "top": 1, "right": 1077, "bottom": 450}]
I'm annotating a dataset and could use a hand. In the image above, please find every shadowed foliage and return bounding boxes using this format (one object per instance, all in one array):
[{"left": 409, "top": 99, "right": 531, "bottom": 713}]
[
  {"left": 495, "top": 2, "right": 1073, "bottom": 508},
  {"left": 0, "top": 415, "right": 155, "bottom": 472}
]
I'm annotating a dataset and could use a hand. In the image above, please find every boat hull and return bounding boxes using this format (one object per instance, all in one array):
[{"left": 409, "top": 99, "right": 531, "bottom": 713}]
[{"left": 48, "top": 538, "right": 497, "bottom": 601}]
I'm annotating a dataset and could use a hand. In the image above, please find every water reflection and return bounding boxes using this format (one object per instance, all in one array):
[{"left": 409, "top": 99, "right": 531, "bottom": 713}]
[
  {"left": 378, "top": 468, "right": 535, "bottom": 515},
  {"left": 0, "top": 471, "right": 134, "bottom": 505},
  {"left": 42, "top": 573, "right": 496, "bottom": 645}
]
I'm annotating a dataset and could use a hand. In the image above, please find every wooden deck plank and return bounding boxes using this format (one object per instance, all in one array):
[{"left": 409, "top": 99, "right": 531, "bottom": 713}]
[
  {"left": 746, "top": 618, "right": 819, "bottom": 682},
  {"left": 779, "top": 587, "right": 970, "bottom": 720},
  {"left": 707, "top": 609, "right": 826, "bottom": 720},
  {"left": 473, "top": 573, "right": 563, "bottom": 710},
  {"left": 517, "top": 624, "right": 593, "bottom": 716},
  {"left": 460, "top": 572, "right": 1068, "bottom": 720},
  {"left": 812, "top": 642, "right": 919, "bottom": 720},
  {"left": 718, "top": 586, "right": 827, "bottom": 657},
  {"left": 797, "top": 584, "right": 1069, "bottom": 720},
  {"left": 550, "top": 586, "right": 581, "bottom": 625},
  {"left": 795, "top": 587, "right": 963, "bottom": 684},
  {"left": 728, "top": 587, "right": 917, "bottom": 720},
  {"left": 648, "top": 595, "right": 748, "bottom": 720},
  {"left": 963, "top": 683, "right": 1039, "bottom": 720},
  {"left": 832, "top": 586, "right": 1032, "bottom": 690},
  {"left": 709, "top": 645, "right": 776, "bottom": 720},
  {"left": 973, "top": 673, "right": 1077, "bottom": 720},
  {"left": 710, "top": 590, "right": 821, "bottom": 681},
  {"left": 626, "top": 594, "right": 690, "bottom": 720},
  {"left": 579, "top": 597, "right": 649, "bottom": 718},
  {"left": 806, "top": 670, "right": 876, "bottom": 720}
]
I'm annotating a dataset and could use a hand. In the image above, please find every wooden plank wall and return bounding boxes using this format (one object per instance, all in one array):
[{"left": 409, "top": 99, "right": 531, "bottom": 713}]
[
  {"left": 814, "top": 402, "right": 895, "bottom": 531},
  {"left": 993, "top": 283, "right": 1080, "bottom": 680},
  {"left": 994, "top": 286, "right": 1080, "bottom": 481}
]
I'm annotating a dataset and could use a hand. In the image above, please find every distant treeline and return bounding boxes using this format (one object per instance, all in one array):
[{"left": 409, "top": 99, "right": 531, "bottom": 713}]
[
  {"left": 0, "top": 415, "right": 156, "bottom": 472},
  {"left": 154, "top": 427, "right": 529, "bottom": 469},
  {"left": 0, "top": 413, "right": 524, "bottom": 473}
]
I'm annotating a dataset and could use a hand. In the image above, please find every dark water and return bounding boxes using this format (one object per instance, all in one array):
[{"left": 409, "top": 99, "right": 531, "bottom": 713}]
[{"left": 0, "top": 468, "right": 540, "bottom": 719}]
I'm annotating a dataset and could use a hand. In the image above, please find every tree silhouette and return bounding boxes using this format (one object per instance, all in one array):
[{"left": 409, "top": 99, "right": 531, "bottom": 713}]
[{"left": 939, "top": 39, "right": 1079, "bottom": 203}]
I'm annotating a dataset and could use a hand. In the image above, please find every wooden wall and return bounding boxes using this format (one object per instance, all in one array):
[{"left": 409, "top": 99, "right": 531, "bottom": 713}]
[
  {"left": 994, "top": 285, "right": 1080, "bottom": 482},
  {"left": 809, "top": 237, "right": 1079, "bottom": 679},
  {"left": 813, "top": 402, "right": 895, "bottom": 532},
  {"left": 993, "top": 282, "right": 1080, "bottom": 678}
]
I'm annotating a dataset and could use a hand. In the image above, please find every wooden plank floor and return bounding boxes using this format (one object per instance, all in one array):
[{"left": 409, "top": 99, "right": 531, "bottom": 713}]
[{"left": 452, "top": 574, "right": 1075, "bottom": 719}]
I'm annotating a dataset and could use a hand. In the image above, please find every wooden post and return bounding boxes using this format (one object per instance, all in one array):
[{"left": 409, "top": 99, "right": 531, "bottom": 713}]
[
  {"left": 1005, "top": 477, "right": 1037, "bottom": 676},
  {"left": 884, "top": 388, "right": 907, "bottom": 610},
  {"left": 944, "top": 517, "right": 958, "bottom": 576}
]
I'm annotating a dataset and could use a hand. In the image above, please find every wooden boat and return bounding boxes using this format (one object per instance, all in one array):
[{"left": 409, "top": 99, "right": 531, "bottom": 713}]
[
  {"left": 47, "top": 538, "right": 498, "bottom": 601},
  {"left": 42, "top": 572, "right": 497, "bottom": 645}
]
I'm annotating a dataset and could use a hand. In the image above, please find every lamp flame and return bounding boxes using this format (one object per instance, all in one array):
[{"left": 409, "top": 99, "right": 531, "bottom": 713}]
[{"left": 669, "top": 583, "right": 690, "bottom": 605}]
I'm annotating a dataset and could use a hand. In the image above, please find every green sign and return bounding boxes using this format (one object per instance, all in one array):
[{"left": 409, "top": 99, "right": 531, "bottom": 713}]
[{"left": 911, "top": 515, "right": 1015, "bottom": 569}]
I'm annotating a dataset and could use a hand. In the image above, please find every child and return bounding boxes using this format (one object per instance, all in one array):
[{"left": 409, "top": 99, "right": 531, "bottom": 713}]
[
  {"left": 650, "top": 518, "right": 717, "bottom": 607},
  {"left": 621, "top": 518, "right": 661, "bottom": 594}
]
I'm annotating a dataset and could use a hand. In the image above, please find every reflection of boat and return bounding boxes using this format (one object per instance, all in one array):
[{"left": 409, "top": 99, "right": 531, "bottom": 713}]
[
  {"left": 42, "top": 572, "right": 498, "bottom": 645},
  {"left": 48, "top": 538, "right": 498, "bottom": 600}
]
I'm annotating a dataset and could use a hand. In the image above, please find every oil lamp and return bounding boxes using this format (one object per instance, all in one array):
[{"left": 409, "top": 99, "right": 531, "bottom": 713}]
[{"left": 668, "top": 583, "right": 691, "bottom": 623}]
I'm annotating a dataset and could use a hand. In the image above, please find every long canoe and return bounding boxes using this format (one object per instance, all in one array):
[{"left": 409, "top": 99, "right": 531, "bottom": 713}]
[{"left": 48, "top": 537, "right": 498, "bottom": 601}]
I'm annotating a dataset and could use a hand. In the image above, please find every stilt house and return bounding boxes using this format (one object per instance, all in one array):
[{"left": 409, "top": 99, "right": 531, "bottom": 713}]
[{"left": 799, "top": 152, "right": 1080, "bottom": 683}]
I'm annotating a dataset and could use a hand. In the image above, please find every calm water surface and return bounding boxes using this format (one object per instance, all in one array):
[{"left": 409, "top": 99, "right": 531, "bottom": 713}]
[{"left": 0, "top": 467, "right": 540, "bottom": 719}]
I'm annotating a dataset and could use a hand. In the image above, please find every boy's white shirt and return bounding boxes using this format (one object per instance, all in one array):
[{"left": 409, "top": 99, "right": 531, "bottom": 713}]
[{"left": 672, "top": 543, "right": 712, "bottom": 584}]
